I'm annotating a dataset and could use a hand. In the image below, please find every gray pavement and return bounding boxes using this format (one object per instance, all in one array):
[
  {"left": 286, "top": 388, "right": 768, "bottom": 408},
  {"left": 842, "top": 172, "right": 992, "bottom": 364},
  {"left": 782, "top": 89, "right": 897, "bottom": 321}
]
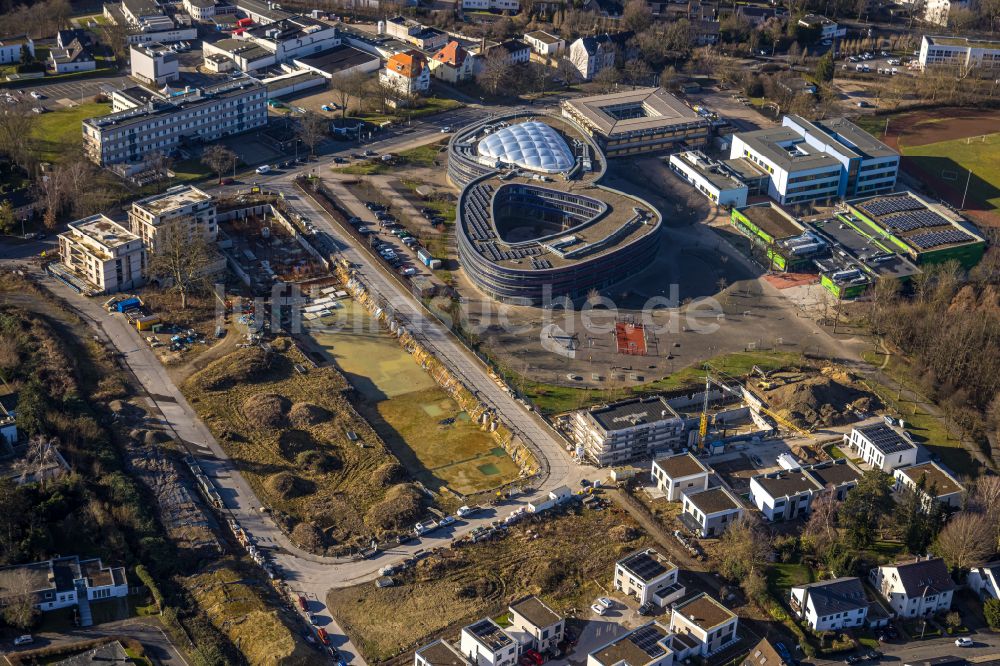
[{"left": 5, "top": 618, "right": 189, "bottom": 665}]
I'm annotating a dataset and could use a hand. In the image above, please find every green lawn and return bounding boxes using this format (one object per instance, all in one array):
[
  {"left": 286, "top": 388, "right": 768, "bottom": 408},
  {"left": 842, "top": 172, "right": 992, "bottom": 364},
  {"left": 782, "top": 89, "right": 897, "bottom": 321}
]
[
  {"left": 903, "top": 133, "right": 1000, "bottom": 212},
  {"left": 514, "top": 351, "right": 802, "bottom": 415},
  {"left": 356, "top": 96, "right": 464, "bottom": 126},
  {"left": 768, "top": 562, "right": 814, "bottom": 592},
  {"left": 333, "top": 141, "right": 448, "bottom": 176},
  {"left": 30, "top": 101, "right": 110, "bottom": 163},
  {"left": 170, "top": 157, "right": 214, "bottom": 183}
]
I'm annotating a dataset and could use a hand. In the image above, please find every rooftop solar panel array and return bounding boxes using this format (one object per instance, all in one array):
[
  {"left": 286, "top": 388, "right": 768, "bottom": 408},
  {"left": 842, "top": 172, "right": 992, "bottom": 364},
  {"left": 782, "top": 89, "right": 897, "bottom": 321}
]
[
  {"left": 621, "top": 551, "right": 667, "bottom": 582},
  {"left": 882, "top": 209, "right": 951, "bottom": 233},
  {"left": 908, "top": 229, "right": 974, "bottom": 249},
  {"left": 858, "top": 424, "right": 914, "bottom": 454},
  {"left": 630, "top": 625, "right": 667, "bottom": 658},
  {"left": 860, "top": 195, "right": 923, "bottom": 217}
]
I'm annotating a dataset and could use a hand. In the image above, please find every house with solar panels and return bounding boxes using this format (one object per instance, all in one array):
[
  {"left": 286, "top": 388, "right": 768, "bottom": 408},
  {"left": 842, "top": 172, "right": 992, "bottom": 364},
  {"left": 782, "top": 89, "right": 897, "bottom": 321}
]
[
  {"left": 613, "top": 549, "right": 685, "bottom": 608},
  {"left": 841, "top": 191, "right": 985, "bottom": 269},
  {"left": 587, "top": 621, "right": 675, "bottom": 666},
  {"left": 845, "top": 424, "right": 918, "bottom": 472}
]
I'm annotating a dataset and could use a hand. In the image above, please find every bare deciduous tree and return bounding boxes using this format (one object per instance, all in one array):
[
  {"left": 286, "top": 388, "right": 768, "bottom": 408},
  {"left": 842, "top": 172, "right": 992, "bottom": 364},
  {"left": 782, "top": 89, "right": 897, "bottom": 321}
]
[
  {"left": 296, "top": 111, "right": 328, "bottom": 157},
  {"left": 933, "top": 512, "right": 994, "bottom": 571},
  {"left": 329, "top": 70, "right": 368, "bottom": 118},
  {"left": 202, "top": 144, "right": 238, "bottom": 184},
  {"left": 593, "top": 66, "right": 621, "bottom": 93},
  {"left": 146, "top": 218, "right": 213, "bottom": 309},
  {"left": 716, "top": 514, "right": 772, "bottom": 581},
  {"left": 477, "top": 49, "right": 513, "bottom": 96},
  {"left": 0, "top": 100, "right": 38, "bottom": 171},
  {"left": 1, "top": 568, "right": 40, "bottom": 630}
]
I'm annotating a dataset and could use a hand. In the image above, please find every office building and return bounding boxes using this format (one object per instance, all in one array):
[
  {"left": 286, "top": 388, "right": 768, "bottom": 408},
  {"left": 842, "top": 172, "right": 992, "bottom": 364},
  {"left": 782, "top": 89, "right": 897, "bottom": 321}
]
[
  {"left": 130, "top": 43, "right": 179, "bottom": 85},
  {"left": 918, "top": 35, "right": 1000, "bottom": 72}
]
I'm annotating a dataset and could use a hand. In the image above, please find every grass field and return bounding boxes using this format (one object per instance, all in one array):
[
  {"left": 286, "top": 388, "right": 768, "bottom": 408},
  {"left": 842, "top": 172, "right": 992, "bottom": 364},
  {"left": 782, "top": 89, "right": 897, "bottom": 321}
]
[
  {"left": 514, "top": 350, "right": 803, "bottom": 415},
  {"left": 305, "top": 300, "right": 520, "bottom": 496},
  {"left": 327, "top": 505, "right": 650, "bottom": 662},
  {"left": 30, "top": 102, "right": 110, "bottom": 163},
  {"left": 768, "top": 562, "right": 814, "bottom": 593},
  {"left": 903, "top": 133, "right": 1000, "bottom": 214},
  {"left": 333, "top": 141, "right": 448, "bottom": 176}
]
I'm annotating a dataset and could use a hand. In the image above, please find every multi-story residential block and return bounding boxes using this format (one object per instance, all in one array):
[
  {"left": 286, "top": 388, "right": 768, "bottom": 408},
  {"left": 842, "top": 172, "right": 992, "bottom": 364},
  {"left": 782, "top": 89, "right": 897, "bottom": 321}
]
[
  {"left": 871, "top": 557, "right": 955, "bottom": 618},
  {"left": 651, "top": 453, "right": 710, "bottom": 501},
  {"left": 568, "top": 31, "right": 634, "bottom": 81},
  {"left": 82, "top": 78, "right": 267, "bottom": 170},
  {"left": 129, "top": 185, "right": 217, "bottom": 257},
  {"left": 462, "top": 0, "right": 520, "bottom": 10},
  {"left": 524, "top": 30, "right": 564, "bottom": 57},
  {"left": 130, "top": 43, "right": 179, "bottom": 85},
  {"left": 681, "top": 487, "right": 744, "bottom": 537},
  {"left": 429, "top": 41, "right": 476, "bottom": 83},
  {"left": 614, "top": 549, "right": 685, "bottom": 608},
  {"left": 588, "top": 621, "right": 675, "bottom": 666},
  {"left": 49, "top": 38, "right": 96, "bottom": 73},
  {"left": 918, "top": 35, "right": 1000, "bottom": 73},
  {"left": 506, "top": 596, "right": 564, "bottom": 653},
  {"left": 845, "top": 424, "right": 918, "bottom": 472},
  {"left": 381, "top": 51, "right": 431, "bottom": 98},
  {"left": 569, "top": 396, "right": 685, "bottom": 466},
  {"left": 0, "top": 35, "right": 33, "bottom": 64},
  {"left": 892, "top": 462, "right": 963, "bottom": 510},
  {"left": 729, "top": 115, "right": 899, "bottom": 205},
  {"left": 460, "top": 619, "right": 518, "bottom": 666},
  {"left": 668, "top": 593, "right": 739, "bottom": 657},
  {"left": 797, "top": 14, "right": 845, "bottom": 41},
  {"left": 968, "top": 562, "right": 1000, "bottom": 600},
  {"left": 57, "top": 215, "right": 145, "bottom": 294},
  {"left": 790, "top": 577, "right": 868, "bottom": 631},
  {"left": 415, "top": 639, "right": 472, "bottom": 666},
  {"left": 0, "top": 556, "right": 127, "bottom": 615}
]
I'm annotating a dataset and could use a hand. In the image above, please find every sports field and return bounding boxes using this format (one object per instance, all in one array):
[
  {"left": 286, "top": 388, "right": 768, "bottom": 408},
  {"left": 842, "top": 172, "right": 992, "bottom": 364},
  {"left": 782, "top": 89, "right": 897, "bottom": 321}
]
[{"left": 869, "top": 107, "right": 1000, "bottom": 227}]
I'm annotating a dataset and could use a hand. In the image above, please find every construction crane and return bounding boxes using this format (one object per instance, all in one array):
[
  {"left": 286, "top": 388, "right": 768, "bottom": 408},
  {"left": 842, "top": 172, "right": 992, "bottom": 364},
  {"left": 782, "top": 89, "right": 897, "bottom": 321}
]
[{"left": 697, "top": 364, "right": 813, "bottom": 449}]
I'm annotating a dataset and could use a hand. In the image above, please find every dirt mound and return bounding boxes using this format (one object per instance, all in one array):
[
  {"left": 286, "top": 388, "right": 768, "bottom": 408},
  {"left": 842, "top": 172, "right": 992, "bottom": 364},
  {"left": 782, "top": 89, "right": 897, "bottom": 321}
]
[
  {"left": 277, "top": 429, "right": 316, "bottom": 459},
  {"left": 242, "top": 393, "right": 290, "bottom": 429},
  {"left": 193, "top": 347, "right": 273, "bottom": 391},
  {"left": 609, "top": 525, "right": 640, "bottom": 543},
  {"left": 288, "top": 402, "right": 330, "bottom": 427},
  {"left": 291, "top": 521, "right": 324, "bottom": 551},
  {"left": 296, "top": 450, "right": 339, "bottom": 473},
  {"left": 364, "top": 483, "right": 423, "bottom": 531},
  {"left": 266, "top": 472, "right": 315, "bottom": 500},
  {"left": 765, "top": 368, "right": 880, "bottom": 428},
  {"left": 372, "top": 461, "right": 405, "bottom": 487}
]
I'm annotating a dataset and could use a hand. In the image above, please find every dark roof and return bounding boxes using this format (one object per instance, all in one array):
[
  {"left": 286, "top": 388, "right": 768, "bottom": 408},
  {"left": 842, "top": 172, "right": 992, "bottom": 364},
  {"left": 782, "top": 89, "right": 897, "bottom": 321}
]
[
  {"left": 742, "top": 638, "right": 788, "bottom": 666},
  {"left": 57, "top": 29, "right": 91, "bottom": 48},
  {"left": 415, "top": 639, "right": 470, "bottom": 666},
  {"left": 684, "top": 487, "right": 742, "bottom": 515},
  {"left": 618, "top": 549, "right": 673, "bottom": 583},
  {"left": 890, "top": 558, "right": 955, "bottom": 598},
  {"left": 895, "top": 462, "right": 962, "bottom": 497},
  {"left": 857, "top": 424, "right": 915, "bottom": 454},
  {"left": 654, "top": 452, "right": 708, "bottom": 479},
  {"left": 804, "top": 460, "right": 862, "bottom": 489},
  {"left": 753, "top": 469, "right": 821, "bottom": 498},
  {"left": 592, "top": 622, "right": 671, "bottom": 666},
  {"left": 589, "top": 396, "right": 679, "bottom": 431},
  {"left": 296, "top": 44, "right": 378, "bottom": 74},
  {"left": 53, "top": 640, "right": 129, "bottom": 666},
  {"left": 795, "top": 577, "right": 867, "bottom": 617},
  {"left": 465, "top": 619, "right": 513, "bottom": 650},
  {"left": 672, "top": 592, "right": 736, "bottom": 631},
  {"left": 490, "top": 38, "right": 530, "bottom": 55},
  {"left": 509, "top": 595, "right": 561, "bottom": 629},
  {"left": 578, "top": 31, "right": 634, "bottom": 55}
]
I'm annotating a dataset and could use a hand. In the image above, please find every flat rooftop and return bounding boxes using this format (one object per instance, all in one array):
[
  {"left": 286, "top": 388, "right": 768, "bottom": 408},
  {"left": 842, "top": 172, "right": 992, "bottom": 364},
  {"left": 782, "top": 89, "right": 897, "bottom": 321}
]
[
  {"left": 673, "top": 593, "right": 736, "bottom": 631},
  {"left": 685, "top": 487, "right": 742, "bottom": 515},
  {"left": 856, "top": 423, "right": 916, "bottom": 454},
  {"left": 753, "top": 469, "right": 821, "bottom": 498},
  {"left": 736, "top": 125, "right": 841, "bottom": 172},
  {"left": 848, "top": 192, "right": 984, "bottom": 253},
  {"left": 591, "top": 622, "right": 672, "bottom": 666},
  {"left": 654, "top": 452, "right": 709, "bottom": 479},
  {"left": 295, "top": 44, "right": 378, "bottom": 73},
  {"left": 590, "top": 396, "right": 680, "bottom": 432},
  {"left": 811, "top": 217, "right": 921, "bottom": 280},
  {"left": 924, "top": 35, "right": 1000, "bottom": 49},
  {"left": 415, "top": 640, "right": 469, "bottom": 666},
  {"left": 70, "top": 214, "right": 139, "bottom": 249},
  {"left": 896, "top": 462, "right": 962, "bottom": 496},
  {"left": 525, "top": 30, "right": 561, "bottom": 44},
  {"left": 563, "top": 87, "right": 708, "bottom": 137},
  {"left": 802, "top": 116, "right": 897, "bottom": 160},
  {"left": 509, "top": 596, "right": 561, "bottom": 628},
  {"left": 618, "top": 549, "right": 675, "bottom": 583},
  {"left": 672, "top": 151, "right": 747, "bottom": 191},
  {"left": 465, "top": 619, "right": 513, "bottom": 651},
  {"left": 804, "top": 460, "right": 862, "bottom": 488},
  {"left": 135, "top": 185, "right": 213, "bottom": 215},
  {"left": 739, "top": 203, "right": 804, "bottom": 239}
]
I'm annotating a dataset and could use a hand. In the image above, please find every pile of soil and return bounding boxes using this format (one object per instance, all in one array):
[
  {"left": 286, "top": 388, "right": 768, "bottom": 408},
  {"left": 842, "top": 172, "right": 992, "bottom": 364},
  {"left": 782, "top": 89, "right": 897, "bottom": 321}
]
[
  {"left": 266, "top": 472, "right": 315, "bottom": 500},
  {"left": 372, "top": 461, "right": 405, "bottom": 487},
  {"left": 764, "top": 366, "right": 881, "bottom": 428},
  {"left": 194, "top": 347, "right": 273, "bottom": 391},
  {"left": 242, "top": 393, "right": 290, "bottom": 429},
  {"left": 296, "top": 450, "right": 339, "bottom": 473},
  {"left": 364, "top": 483, "right": 423, "bottom": 531},
  {"left": 288, "top": 402, "right": 330, "bottom": 427},
  {"left": 291, "top": 521, "right": 324, "bottom": 551}
]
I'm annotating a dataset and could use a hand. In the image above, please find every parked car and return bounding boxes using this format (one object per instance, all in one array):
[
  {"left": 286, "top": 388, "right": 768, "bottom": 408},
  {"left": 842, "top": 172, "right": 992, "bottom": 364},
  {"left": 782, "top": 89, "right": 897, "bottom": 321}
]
[
  {"left": 440, "top": 126, "right": 452, "bottom": 133},
  {"left": 590, "top": 603, "right": 607, "bottom": 616},
  {"left": 363, "top": 149, "right": 377, "bottom": 156},
  {"left": 637, "top": 602, "right": 656, "bottom": 615},
  {"left": 14, "top": 635, "right": 33, "bottom": 646},
  {"left": 255, "top": 165, "right": 271, "bottom": 174},
  {"left": 333, "top": 156, "right": 347, "bottom": 163},
  {"left": 439, "top": 515, "right": 456, "bottom": 527},
  {"left": 956, "top": 637, "right": 974, "bottom": 648},
  {"left": 596, "top": 597, "right": 613, "bottom": 609},
  {"left": 29, "top": 91, "right": 43, "bottom": 99},
  {"left": 457, "top": 505, "right": 476, "bottom": 517}
]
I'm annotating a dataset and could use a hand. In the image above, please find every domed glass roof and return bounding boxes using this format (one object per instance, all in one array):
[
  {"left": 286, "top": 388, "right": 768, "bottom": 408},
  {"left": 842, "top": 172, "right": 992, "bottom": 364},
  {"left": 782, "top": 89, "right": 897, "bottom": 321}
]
[{"left": 477, "top": 121, "right": 575, "bottom": 173}]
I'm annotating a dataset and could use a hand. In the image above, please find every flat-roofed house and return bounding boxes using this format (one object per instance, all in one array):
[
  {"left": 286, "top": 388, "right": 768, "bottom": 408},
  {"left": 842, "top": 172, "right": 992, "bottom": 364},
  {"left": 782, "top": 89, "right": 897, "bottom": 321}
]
[
  {"left": 587, "top": 621, "right": 674, "bottom": 666},
  {"left": 668, "top": 593, "right": 739, "bottom": 658},
  {"left": 750, "top": 468, "right": 822, "bottom": 521},
  {"left": 870, "top": 557, "right": 954, "bottom": 617},
  {"left": 893, "top": 462, "right": 963, "bottom": 510},
  {"left": 415, "top": 639, "right": 472, "bottom": 666},
  {"left": 790, "top": 577, "right": 868, "bottom": 631},
  {"left": 651, "top": 453, "right": 709, "bottom": 501},
  {"left": 614, "top": 549, "right": 685, "bottom": 608},
  {"left": 968, "top": 561, "right": 1000, "bottom": 600},
  {"left": 681, "top": 486, "right": 744, "bottom": 537},
  {"left": 507, "top": 595, "right": 564, "bottom": 652},
  {"left": 524, "top": 30, "right": 564, "bottom": 57},
  {"left": 460, "top": 619, "right": 518, "bottom": 666},
  {"left": 846, "top": 424, "right": 918, "bottom": 472},
  {"left": 0, "top": 555, "right": 127, "bottom": 623}
]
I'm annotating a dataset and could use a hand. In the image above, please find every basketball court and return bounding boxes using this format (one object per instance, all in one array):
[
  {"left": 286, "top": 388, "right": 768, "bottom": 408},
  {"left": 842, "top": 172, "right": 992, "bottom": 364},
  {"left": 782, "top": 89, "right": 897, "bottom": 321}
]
[{"left": 615, "top": 321, "right": 647, "bottom": 356}]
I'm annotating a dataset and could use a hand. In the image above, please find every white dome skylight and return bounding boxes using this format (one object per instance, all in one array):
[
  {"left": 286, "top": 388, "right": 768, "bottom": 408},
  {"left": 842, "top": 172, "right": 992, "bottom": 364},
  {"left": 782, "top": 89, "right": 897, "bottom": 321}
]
[{"left": 477, "top": 121, "right": 575, "bottom": 173}]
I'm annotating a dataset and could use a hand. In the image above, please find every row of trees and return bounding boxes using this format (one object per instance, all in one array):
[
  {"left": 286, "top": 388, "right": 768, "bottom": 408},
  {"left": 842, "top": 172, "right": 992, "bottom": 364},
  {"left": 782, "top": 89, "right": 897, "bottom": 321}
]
[{"left": 0, "top": 0, "right": 69, "bottom": 39}]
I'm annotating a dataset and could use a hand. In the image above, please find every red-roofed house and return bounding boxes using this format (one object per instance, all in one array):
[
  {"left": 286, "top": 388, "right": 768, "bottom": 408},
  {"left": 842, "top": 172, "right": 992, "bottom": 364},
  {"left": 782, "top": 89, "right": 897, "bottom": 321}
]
[
  {"left": 380, "top": 50, "right": 430, "bottom": 98},
  {"left": 429, "top": 40, "right": 475, "bottom": 83}
]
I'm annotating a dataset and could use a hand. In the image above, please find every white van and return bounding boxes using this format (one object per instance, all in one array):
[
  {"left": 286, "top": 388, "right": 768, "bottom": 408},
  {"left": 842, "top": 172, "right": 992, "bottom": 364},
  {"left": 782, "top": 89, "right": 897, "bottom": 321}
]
[{"left": 255, "top": 165, "right": 271, "bottom": 174}]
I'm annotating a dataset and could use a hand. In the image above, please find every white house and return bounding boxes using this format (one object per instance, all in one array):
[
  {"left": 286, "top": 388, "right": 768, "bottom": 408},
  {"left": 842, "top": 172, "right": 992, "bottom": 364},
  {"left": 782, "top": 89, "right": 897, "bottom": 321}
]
[
  {"left": 49, "top": 38, "right": 96, "bottom": 74},
  {"left": 479, "top": 39, "right": 531, "bottom": 67},
  {"left": 870, "top": 557, "right": 955, "bottom": 618},
  {"left": 524, "top": 31, "right": 564, "bottom": 57},
  {"left": 790, "top": 577, "right": 868, "bottom": 631},
  {"left": 429, "top": 41, "right": 476, "bottom": 84},
  {"left": 750, "top": 468, "right": 821, "bottom": 521},
  {"left": 651, "top": 452, "right": 709, "bottom": 501},
  {"left": 415, "top": 639, "right": 471, "bottom": 666},
  {"left": 588, "top": 621, "right": 675, "bottom": 666},
  {"left": 846, "top": 424, "right": 918, "bottom": 472},
  {"left": 797, "top": 14, "right": 846, "bottom": 41},
  {"left": 668, "top": 593, "right": 739, "bottom": 658},
  {"left": 0, "top": 556, "right": 127, "bottom": 618},
  {"left": 892, "top": 462, "right": 963, "bottom": 510},
  {"left": 527, "top": 485, "right": 572, "bottom": 513},
  {"left": 614, "top": 549, "right": 685, "bottom": 608},
  {"left": 681, "top": 487, "right": 744, "bottom": 538},
  {"left": 968, "top": 562, "right": 1000, "bottom": 600},
  {"left": 0, "top": 35, "right": 33, "bottom": 65},
  {"left": 568, "top": 31, "right": 633, "bottom": 81},
  {"left": 460, "top": 619, "right": 518, "bottom": 666},
  {"left": 507, "top": 596, "right": 564, "bottom": 653},
  {"left": 381, "top": 51, "right": 431, "bottom": 98}
]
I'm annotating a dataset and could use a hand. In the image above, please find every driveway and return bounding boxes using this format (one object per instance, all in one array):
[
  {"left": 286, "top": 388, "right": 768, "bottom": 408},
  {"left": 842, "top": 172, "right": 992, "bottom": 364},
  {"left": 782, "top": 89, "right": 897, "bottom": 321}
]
[{"left": 5, "top": 618, "right": 188, "bottom": 666}]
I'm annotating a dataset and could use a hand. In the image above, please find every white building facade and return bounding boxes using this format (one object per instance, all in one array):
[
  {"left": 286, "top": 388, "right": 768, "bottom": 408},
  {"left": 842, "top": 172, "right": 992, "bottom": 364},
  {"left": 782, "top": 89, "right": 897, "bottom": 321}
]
[{"left": 58, "top": 215, "right": 145, "bottom": 294}]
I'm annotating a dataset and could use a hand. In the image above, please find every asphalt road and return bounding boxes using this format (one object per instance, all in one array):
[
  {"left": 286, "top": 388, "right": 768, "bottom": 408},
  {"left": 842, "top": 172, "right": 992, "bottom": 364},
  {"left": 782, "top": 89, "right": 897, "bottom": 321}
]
[{"left": 5, "top": 618, "right": 189, "bottom": 665}]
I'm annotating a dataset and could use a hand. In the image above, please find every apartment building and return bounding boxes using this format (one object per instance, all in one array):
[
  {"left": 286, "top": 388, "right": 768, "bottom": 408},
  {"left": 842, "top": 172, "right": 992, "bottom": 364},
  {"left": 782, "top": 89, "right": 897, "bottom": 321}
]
[
  {"left": 845, "top": 424, "right": 918, "bottom": 472},
  {"left": 460, "top": 619, "right": 518, "bottom": 666},
  {"left": 463, "top": 0, "right": 520, "bottom": 10},
  {"left": 480, "top": 39, "right": 531, "bottom": 67},
  {"left": 82, "top": 78, "right": 267, "bottom": 170},
  {"left": 668, "top": 593, "right": 739, "bottom": 657},
  {"left": 750, "top": 459, "right": 862, "bottom": 522},
  {"left": 129, "top": 185, "right": 217, "bottom": 258},
  {"left": 58, "top": 215, "right": 145, "bottom": 294},
  {"left": 569, "top": 396, "right": 686, "bottom": 466},
  {"left": 614, "top": 549, "right": 685, "bottom": 608},
  {"left": 651, "top": 453, "right": 710, "bottom": 501},
  {"left": 429, "top": 41, "right": 476, "bottom": 84},
  {"left": 130, "top": 43, "right": 179, "bottom": 86},
  {"left": 790, "top": 577, "right": 869, "bottom": 631},
  {"left": 567, "top": 31, "right": 634, "bottom": 81},
  {"left": 381, "top": 51, "right": 431, "bottom": 97},
  {"left": 588, "top": 622, "right": 675, "bottom": 666},
  {"left": 0, "top": 556, "right": 127, "bottom": 614},
  {"left": 680, "top": 487, "right": 744, "bottom": 537},
  {"left": 729, "top": 115, "right": 898, "bottom": 205},
  {"left": 524, "top": 30, "right": 564, "bottom": 57},
  {"left": 918, "top": 35, "right": 1000, "bottom": 72},
  {"left": 892, "top": 462, "right": 964, "bottom": 510},
  {"left": 870, "top": 557, "right": 955, "bottom": 617},
  {"left": 0, "top": 35, "right": 32, "bottom": 64},
  {"left": 507, "top": 596, "right": 564, "bottom": 653}
]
